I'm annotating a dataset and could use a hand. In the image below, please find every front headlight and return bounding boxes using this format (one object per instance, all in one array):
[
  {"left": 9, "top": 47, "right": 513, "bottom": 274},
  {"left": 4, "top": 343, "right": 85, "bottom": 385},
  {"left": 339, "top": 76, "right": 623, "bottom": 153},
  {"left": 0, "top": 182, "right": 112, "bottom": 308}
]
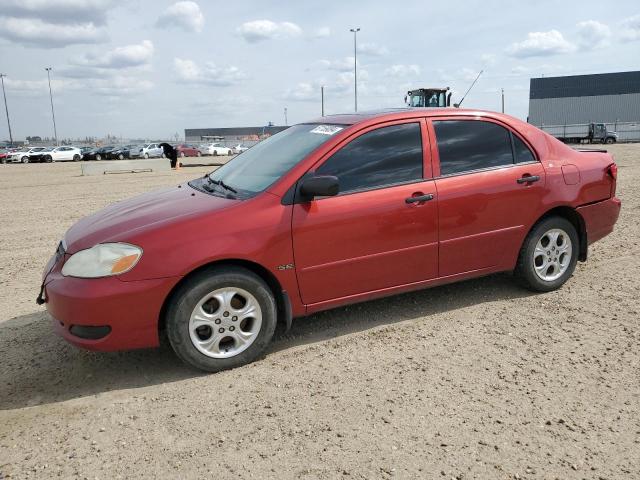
[{"left": 61, "top": 243, "right": 142, "bottom": 278}]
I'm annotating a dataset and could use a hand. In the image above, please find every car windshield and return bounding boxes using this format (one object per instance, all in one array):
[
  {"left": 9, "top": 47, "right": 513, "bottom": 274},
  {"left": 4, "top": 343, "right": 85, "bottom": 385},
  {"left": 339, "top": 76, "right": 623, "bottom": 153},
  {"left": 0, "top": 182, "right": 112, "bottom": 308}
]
[{"left": 207, "top": 124, "right": 343, "bottom": 196}]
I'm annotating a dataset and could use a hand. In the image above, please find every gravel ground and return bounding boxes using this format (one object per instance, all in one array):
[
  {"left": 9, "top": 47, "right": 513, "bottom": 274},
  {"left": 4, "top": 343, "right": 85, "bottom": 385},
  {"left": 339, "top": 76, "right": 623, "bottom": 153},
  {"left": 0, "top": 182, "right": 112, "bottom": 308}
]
[{"left": 0, "top": 146, "right": 638, "bottom": 479}]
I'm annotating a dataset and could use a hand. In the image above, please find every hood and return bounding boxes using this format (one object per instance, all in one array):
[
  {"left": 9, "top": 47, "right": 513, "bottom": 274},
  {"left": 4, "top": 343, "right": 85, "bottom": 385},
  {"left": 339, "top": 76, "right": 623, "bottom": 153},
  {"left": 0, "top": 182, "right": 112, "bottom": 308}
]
[{"left": 64, "top": 183, "right": 240, "bottom": 252}]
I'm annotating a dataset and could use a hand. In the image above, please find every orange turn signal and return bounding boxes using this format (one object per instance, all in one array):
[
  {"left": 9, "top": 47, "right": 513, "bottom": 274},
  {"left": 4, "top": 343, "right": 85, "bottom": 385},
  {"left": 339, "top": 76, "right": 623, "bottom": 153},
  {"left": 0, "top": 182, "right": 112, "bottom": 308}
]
[{"left": 111, "top": 254, "right": 139, "bottom": 274}]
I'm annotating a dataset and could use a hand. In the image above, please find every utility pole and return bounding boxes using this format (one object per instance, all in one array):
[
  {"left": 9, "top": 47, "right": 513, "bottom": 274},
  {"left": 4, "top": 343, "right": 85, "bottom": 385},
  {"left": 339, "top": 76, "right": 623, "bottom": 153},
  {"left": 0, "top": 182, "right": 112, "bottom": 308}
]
[
  {"left": 349, "top": 27, "right": 360, "bottom": 112},
  {"left": 501, "top": 88, "right": 505, "bottom": 113},
  {"left": 284, "top": 107, "right": 288, "bottom": 126},
  {"left": 321, "top": 85, "right": 325, "bottom": 116},
  {"left": 45, "top": 67, "right": 58, "bottom": 146},
  {"left": 0, "top": 74, "right": 13, "bottom": 146}
]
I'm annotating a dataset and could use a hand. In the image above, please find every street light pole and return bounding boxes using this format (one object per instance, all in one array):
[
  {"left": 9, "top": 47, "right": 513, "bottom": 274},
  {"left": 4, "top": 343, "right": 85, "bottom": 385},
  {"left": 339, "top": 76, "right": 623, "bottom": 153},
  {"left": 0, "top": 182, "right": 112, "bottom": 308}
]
[
  {"left": 45, "top": 67, "right": 58, "bottom": 146},
  {"left": 284, "top": 107, "right": 288, "bottom": 126},
  {"left": 0, "top": 74, "right": 13, "bottom": 146},
  {"left": 321, "top": 85, "right": 325, "bottom": 117},
  {"left": 501, "top": 88, "right": 505, "bottom": 113},
  {"left": 349, "top": 27, "right": 360, "bottom": 112}
]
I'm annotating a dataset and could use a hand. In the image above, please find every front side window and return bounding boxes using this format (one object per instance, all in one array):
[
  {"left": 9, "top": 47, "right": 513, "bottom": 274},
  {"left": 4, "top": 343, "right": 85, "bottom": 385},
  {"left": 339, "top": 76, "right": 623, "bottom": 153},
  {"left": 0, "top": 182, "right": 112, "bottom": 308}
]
[{"left": 316, "top": 122, "right": 423, "bottom": 194}]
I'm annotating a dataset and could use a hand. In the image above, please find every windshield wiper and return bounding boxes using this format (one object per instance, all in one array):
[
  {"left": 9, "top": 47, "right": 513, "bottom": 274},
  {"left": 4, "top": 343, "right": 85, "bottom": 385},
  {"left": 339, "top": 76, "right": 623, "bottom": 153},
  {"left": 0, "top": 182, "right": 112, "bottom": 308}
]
[{"left": 203, "top": 175, "right": 238, "bottom": 197}]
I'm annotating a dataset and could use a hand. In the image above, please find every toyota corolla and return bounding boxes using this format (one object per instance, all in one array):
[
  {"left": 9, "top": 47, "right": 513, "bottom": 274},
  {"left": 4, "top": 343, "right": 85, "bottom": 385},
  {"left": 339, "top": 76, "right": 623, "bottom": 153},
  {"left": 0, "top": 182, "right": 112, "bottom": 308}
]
[{"left": 39, "top": 108, "right": 621, "bottom": 372}]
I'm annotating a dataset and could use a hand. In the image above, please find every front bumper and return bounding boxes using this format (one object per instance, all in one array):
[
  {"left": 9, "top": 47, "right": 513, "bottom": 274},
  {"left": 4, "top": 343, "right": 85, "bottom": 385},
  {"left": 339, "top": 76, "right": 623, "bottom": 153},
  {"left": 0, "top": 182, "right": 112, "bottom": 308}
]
[
  {"left": 576, "top": 196, "right": 621, "bottom": 245},
  {"left": 44, "top": 269, "right": 180, "bottom": 351}
]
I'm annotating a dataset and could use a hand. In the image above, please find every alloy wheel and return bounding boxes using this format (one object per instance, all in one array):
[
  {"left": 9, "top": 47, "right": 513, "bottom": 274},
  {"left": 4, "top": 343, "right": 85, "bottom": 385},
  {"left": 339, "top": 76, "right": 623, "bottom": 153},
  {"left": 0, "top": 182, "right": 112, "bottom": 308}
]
[{"left": 532, "top": 228, "right": 572, "bottom": 282}]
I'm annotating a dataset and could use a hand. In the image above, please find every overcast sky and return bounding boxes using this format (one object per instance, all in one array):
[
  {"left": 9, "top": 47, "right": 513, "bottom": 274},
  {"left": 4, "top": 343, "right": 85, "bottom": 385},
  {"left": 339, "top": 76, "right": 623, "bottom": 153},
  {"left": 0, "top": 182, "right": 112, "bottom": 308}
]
[{"left": 0, "top": 0, "right": 638, "bottom": 141}]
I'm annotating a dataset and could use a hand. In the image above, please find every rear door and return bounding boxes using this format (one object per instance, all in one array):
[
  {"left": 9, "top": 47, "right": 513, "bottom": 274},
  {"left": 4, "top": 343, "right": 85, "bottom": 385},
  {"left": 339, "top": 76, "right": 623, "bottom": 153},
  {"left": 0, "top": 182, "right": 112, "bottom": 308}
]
[
  {"left": 292, "top": 120, "right": 439, "bottom": 305},
  {"left": 429, "top": 117, "right": 546, "bottom": 276}
]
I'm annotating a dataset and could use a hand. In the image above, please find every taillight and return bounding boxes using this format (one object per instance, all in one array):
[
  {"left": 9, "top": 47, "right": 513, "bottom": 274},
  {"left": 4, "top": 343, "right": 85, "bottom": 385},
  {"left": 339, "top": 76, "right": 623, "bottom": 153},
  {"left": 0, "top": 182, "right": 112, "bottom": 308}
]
[{"left": 607, "top": 163, "right": 618, "bottom": 180}]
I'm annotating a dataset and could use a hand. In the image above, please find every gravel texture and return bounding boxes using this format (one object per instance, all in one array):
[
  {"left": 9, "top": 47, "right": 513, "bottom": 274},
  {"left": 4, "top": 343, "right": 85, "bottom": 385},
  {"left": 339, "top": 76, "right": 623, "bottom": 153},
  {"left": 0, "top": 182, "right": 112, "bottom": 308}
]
[{"left": 0, "top": 146, "right": 638, "bottom": 479}]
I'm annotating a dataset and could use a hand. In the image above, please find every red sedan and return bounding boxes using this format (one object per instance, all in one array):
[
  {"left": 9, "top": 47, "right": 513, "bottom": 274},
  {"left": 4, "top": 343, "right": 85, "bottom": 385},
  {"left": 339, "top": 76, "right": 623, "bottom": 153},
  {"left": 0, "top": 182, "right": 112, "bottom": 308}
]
[
  {"left": 175, "top": 144, "right": 201, "bottom": 157},
  {"left": 39, "top": 108, "right": 621, "bottom": 372}
]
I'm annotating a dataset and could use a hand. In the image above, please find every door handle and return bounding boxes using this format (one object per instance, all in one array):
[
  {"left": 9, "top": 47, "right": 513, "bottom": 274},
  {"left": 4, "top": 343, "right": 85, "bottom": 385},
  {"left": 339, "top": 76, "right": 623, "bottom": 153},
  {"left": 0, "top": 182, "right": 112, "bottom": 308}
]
[
  {"left": 405, "top": 193, "right": 434, "bottom": 204},
  {"left": 517, "top": 175, "right": 540, "bottom": 184}
]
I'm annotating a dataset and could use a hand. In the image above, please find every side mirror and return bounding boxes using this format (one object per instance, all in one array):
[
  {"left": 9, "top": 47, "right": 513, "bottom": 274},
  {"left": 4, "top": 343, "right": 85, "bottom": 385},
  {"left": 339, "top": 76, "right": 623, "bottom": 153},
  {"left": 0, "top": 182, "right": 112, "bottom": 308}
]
[{"left": 299, "top": 175, "right": 339, "bottom": 200}]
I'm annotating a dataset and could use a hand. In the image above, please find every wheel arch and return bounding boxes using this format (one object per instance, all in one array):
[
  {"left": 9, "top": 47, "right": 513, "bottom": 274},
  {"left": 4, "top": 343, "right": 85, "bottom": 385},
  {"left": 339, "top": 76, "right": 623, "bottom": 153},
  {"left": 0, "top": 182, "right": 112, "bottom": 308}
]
[
  {"left": 532, "top": 206, "right": 587, "bottom": 261},
  {"left": 158, "top": 258, "right": 291, "bottom": 337}
]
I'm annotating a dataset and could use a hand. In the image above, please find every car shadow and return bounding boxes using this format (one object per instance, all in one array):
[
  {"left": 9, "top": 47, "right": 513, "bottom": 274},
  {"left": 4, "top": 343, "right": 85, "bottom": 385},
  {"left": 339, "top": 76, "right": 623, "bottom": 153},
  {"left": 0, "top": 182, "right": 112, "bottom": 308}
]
[{"left": 0, "top": 273, "right": 534, "bottom": 410}]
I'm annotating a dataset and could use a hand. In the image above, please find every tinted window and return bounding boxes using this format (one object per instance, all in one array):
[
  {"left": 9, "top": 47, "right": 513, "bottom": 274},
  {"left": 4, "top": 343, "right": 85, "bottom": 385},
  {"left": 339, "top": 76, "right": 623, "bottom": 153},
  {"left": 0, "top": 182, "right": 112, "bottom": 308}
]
[
  {"left": 513, "top": 134, "right": 535, "bottom": 163},
  {"left": 316, "top": 123, "right": 423, "bottom": 193},
  {"left": 434, "top": 120, "right": 514, "bottom": 176}
]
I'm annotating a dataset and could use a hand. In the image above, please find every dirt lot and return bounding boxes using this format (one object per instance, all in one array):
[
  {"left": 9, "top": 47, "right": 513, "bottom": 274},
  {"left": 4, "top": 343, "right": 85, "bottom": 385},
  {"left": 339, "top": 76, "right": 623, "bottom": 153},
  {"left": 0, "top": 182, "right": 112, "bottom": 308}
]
[{"left": 0, "top": 146, "right": 638, "bottom": 479}]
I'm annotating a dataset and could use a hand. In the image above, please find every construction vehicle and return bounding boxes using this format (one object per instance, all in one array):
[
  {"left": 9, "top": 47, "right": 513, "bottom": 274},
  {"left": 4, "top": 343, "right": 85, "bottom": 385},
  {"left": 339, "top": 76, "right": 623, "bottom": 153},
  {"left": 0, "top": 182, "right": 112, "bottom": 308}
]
[{"left": 405, "top": 70, "right": 483, "bottom": 109}]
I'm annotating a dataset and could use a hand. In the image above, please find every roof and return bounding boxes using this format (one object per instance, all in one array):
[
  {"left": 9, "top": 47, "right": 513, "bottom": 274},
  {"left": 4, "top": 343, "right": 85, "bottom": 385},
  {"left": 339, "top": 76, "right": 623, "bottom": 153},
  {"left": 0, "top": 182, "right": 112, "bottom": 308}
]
[
  {"left": 530, "top": 71, "right": 640, "bottom": 99},
  {"left": 306, "top": 107, "right": 496, "bottom": 125}
]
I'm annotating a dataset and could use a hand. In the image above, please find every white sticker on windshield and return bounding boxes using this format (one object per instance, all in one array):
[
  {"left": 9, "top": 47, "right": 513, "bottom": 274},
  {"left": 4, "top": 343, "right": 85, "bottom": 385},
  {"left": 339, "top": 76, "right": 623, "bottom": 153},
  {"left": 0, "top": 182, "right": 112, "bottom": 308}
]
[{"left": 310, "top": 125, "right": 343, "bottom": 135}]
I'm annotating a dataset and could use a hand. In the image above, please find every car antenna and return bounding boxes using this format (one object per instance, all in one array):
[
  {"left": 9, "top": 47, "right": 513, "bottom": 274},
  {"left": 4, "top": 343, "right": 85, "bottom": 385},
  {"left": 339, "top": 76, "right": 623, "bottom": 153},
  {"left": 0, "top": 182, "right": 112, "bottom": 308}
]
[{"left": 454, "top": 70, "right": 483, "bottom": 108}]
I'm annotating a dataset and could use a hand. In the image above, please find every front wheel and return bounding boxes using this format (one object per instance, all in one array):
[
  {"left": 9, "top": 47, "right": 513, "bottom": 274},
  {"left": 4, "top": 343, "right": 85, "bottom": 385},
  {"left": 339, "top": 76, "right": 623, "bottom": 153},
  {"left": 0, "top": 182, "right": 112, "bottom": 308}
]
[
  {"left": 144, "top": 153, "right": 149, "bottom": 159},
  {"left": 213, "top": 150, "right": 218, "bottom": 156},
  {"left": 118, "top": 154, "right": 124, "bottom": 160},
  {"left": 196, "top": 151, "right": 201, "bottom": 157},
  {"left": 96, "top": 154, "right": 102, "bottom": 161},
  {"left": 45, "top": 155, "right": 52, "bottom": 163},
  {"left": 166, "top": 267, "right": 277, "bottom": 372},
  {"left": 605, "top": 137, "right": 615, "bottom": 144},
  {"left": 180, "top": 151, "right": 185, "bottom": 158},
  {"left": 73, "top": 154, "right": 81, "bottom": 162},
  {"left": 515, "top": 216, "right": 579, "bottom": 292},
  {"left": 21, "top": 156, "right": 29, "bottom": 164}
]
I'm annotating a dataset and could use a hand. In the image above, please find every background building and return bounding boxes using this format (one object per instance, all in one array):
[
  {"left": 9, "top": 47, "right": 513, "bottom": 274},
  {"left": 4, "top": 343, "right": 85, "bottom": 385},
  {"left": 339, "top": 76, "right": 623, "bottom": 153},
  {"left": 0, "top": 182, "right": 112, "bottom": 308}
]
[
  {"left": 528, "top": 71, "right": 640, "bottom": 126},
  {"left": 184, "top": 126, "right": 289, "bottom": 147}
]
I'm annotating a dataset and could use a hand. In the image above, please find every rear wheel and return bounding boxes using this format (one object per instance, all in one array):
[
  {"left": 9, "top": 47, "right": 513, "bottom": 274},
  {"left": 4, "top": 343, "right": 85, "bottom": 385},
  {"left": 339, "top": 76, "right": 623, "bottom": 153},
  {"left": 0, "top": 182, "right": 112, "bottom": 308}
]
[
  {"left": 213, "top": 150, "right": 218, "bottom": 156},
  {"left": 73, "top": 154, "right": 81, "bottom": 162},
  {"left": 118, "top": 153, "right": 124, "bottom": 160},
  {"left": 166, "top": 266, "right": 277, "bottom": 372},
  {"left": 21, "top": 156, "right": 29, "bottom": 163},
  {"left": 180, "top": 151, "right": 185, "bottom": 158},
  {"left": 144, "top": 153, "right": 149, "bottom": 159},
  {"left": 196, "top": 151, "right": 201, "bottom": 157},
  {"left": 96, "top": 154, "right": 102, "bottom": 161},
  {"left": 515, "top": 216, "right": 578, "bottom": 292},
  {"left": 605, "top": 137, "right": 615, "bottom": 144},
  {"left": 45, "top": 155, "right": 52, "bottom": 163}
]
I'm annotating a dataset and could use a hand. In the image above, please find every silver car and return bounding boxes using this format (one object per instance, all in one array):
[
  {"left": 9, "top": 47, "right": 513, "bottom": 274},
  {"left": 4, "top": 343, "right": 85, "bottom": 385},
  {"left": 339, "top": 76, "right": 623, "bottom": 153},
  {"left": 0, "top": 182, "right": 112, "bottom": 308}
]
[{"left": 130, "top": 143, "right": 165, "bottom": 159}]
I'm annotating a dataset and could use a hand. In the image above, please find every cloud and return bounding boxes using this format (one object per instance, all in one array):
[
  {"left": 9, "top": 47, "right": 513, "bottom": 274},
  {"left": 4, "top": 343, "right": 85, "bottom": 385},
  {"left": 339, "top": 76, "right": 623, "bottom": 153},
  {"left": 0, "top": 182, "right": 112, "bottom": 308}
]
[
  {"left": 621, "top": 14, "right": 640, "bottom": 41},
  {"left": 318, "top": 57, "right": 356, "bottom": 72},
  {"left": 480, "top": 53, "right": 497, "bottom": 66},
  {"left": 3, "top": 74, "right": 152, "bottom": 98},
  {"left": 312, "top": 26, "right": 331, "bottom": 38},
  {"left": 0, "top": 0, "right": 115, "bottom": 25},
  {"left": 507, "top": 30, "right": 575, "bottom": 57},
  {"left": 89, "top": 76, "right": 154, "bottom": 97},
  {"left": 173, "top": 58, "right": 247, "bottom": 86},
  {"left": 237, "top": 20, "right": 302, "bottom": 43},
  {"left": 283, "top": 82, "right": 319, "bottom": 101},
  {"left": 357, "top": 42, "right": 388, "bottom": 56},
  {"left": 0, "top": 16, "right": 107, "bottom": 47},
  {"left": 576, "top": 20, "right": 611, "bottom": 48},
  {"left": 71, "top": 40, "right": 154, "bottom": 69},
  {"left": 156, "top": 1, "right": 204, "bottom": 33},
  {"left": 384, "top": 64, "right": 421, "bottom": 77}
]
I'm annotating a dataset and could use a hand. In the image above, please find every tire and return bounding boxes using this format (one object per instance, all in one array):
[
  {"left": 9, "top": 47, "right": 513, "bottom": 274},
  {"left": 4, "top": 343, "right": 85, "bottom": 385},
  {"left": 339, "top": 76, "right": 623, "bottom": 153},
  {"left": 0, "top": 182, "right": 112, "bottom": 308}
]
[
  {"left": 45, "top": 156, "right": 52, "bottom": 163},
  {"left": 21, "top": 156, "right": 29, "bottom": 164},
  {"left": 118, "top": 154, "right": 124, "bottom": 160},
  {"left": 180, "top": 151, "right": 185, "bottom": 158},
  {"left": 196, "top": 151, "right": 201, "bottom": 157},
  {"left": 1, "top": 158, "right": 6, "bottom": 164},
  {"left": 144, "top": 153, "right": 149, "bottom": 159},
  {"left": 213, "top": 150, "right": 218, "bottom": 156},
  {"left": 73, "top": 154, "right": 81, "bottom": 162},
  {"left": 605, "top": 137, "right": 615, "bottom": 144},
  {"left": 166, "top": 266, "right": 277, "bottom": 372},
  {"left": 515, "top": 216, "right": 579, "bottom": 292},
  {"left": 96, "top": 154, "right": 102, "bottom": 161}
]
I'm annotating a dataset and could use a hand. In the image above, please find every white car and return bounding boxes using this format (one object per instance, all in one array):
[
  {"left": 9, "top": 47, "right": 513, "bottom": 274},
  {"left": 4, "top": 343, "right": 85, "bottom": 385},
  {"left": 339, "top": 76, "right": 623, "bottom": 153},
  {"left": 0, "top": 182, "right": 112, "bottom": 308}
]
[
  {"left": 130, "top": 143, "right": 165, "bottom": 159},
  {"left": 231, "top": 144, "right": 249, "bottom": 154},
  {"left": 198, "top": 143, "right": 233, "bottom": 156},
  {"left": 7, "top": 147, "right": 49, "bottom": 163},
  {"left": 40, "top": 146, "right": 83, "bottom": 162}
]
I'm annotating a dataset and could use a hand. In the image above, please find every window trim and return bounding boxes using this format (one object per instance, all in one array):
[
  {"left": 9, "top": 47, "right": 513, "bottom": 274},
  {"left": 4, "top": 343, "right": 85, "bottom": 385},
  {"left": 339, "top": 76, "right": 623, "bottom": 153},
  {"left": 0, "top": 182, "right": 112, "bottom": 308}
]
[
  {"left": 297, "top": 118, "right": 431, "bottom": 200},
  {"left": 427, "top": 116, "right": 539, "bottom": 179}
]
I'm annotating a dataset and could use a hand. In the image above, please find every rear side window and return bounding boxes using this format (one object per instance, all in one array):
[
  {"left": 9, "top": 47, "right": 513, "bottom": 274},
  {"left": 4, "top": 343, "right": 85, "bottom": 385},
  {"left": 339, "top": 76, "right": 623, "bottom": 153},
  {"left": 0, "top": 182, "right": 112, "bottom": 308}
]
[
  {"left": 316, "top": 122, "right": 423, "bottom": 193},
  {"left": 434, "top": 120, "right": 514, "bottom": 176},
  {"left": 512, "top": 134, "right": 535, "bottom": 163}
]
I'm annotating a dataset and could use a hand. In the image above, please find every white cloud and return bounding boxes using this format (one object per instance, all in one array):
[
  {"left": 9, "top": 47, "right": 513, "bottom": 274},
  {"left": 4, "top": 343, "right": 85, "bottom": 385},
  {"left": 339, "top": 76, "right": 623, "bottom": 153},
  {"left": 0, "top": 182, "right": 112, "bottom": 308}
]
[
  {"left": 283, "top": 82, "right": 319, "bottom": 101},
  {"left": 384, "top": 64, "right": 421, "bottom": 77},
  {"left": 89, "top": 76, "right": 154, "bottom": 97},
  {"left": 156, "top": 1, "right": 204, "bottom": 33},
  {"left": 318, "top": 57, "right": 356, "bottom": 72},
  {"left": 620, "top": 14, "right": 640, "bottom": 41},
  {"left": 480, "top": 53, "right": 497, "bottom": 66},
  {"left": 173, "top": 58, "right": 247, "bottom": 86},
  {"left": 71, "top": 40, "right": 154, "bottom": 69},
  {"left": 237, "top": 20, "right": 302, "bottom": 43},
  {"left": 507, "top": 30, "right": 575, "bottom": 57},
  {"left": 576, "top": 20, "right": 611, "bottom": 48},
  {"left": 312, "top": 26, "right": 331, "bottom": 38},
  {"left": 357, "top": 42, "right": 388, "bottom": 56},
  {"left": 0, "top": 0, "right": 115, "bottom": 25},
  {"left": 3, "top": 74, "right": 152, "bottom": 98},
  {"left": 0, "top": 16, "right": 107, "bottom": 47}
]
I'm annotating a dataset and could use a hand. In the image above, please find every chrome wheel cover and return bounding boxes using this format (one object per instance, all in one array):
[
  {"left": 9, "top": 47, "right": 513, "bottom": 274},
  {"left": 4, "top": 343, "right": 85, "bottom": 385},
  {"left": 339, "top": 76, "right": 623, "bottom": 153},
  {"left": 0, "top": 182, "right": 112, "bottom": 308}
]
[
  {"left": 189, "top": 287, "right": 262, "bottom": 359},
  {"left": 532, "top": 228, "right": 572, "bottom": 282}
]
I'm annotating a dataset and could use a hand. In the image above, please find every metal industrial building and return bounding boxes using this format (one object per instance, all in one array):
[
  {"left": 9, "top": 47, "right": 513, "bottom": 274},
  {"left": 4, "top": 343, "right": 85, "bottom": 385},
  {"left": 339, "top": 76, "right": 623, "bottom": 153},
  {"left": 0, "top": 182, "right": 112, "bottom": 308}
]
[
  {"left": 184, "top": 126, "right": 288, "bottom": 147},
  {"left": 528, "top": 71, "right": 640, "bottom": 125}
]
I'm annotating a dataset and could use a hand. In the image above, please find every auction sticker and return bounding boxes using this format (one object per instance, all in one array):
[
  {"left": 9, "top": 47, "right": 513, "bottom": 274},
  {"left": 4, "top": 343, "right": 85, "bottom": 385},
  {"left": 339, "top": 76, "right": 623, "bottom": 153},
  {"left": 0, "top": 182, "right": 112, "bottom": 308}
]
[{"left": 310, "top": 125, "right": 343, "bottom": 135}]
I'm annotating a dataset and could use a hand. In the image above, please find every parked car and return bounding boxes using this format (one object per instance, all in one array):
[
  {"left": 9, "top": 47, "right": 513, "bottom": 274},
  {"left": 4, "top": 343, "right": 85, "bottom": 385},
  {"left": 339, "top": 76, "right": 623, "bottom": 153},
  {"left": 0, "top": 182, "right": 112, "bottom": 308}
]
[
  {"left": 40, "top": 108, "right": 621, "bottom": 373},
  {"left": 80, "top": 147, "right": 96, "bottom": 160},
  {"left": 198, "top": 143, "right": 232, "bottom": 156},
  {"left": 108, "top": 145, "right": 139, "bottom": 160},
  {"left": 131, "top": 143, "right": 165, "bottom": 159},
  {"left": 0, "top": 148, "right": 10, "bottom": 163},
  {"left": 175, "top": 144, "right": 201, "bottom": 157},
  {"left": 31, "top": 146, "right": 82, "bottom": 162},
  {"left": 231, "top": 144, "right": 249, "bottom": 154},
  {"left": 6, "top": 147, "right": 50, "bottom": 163}
]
